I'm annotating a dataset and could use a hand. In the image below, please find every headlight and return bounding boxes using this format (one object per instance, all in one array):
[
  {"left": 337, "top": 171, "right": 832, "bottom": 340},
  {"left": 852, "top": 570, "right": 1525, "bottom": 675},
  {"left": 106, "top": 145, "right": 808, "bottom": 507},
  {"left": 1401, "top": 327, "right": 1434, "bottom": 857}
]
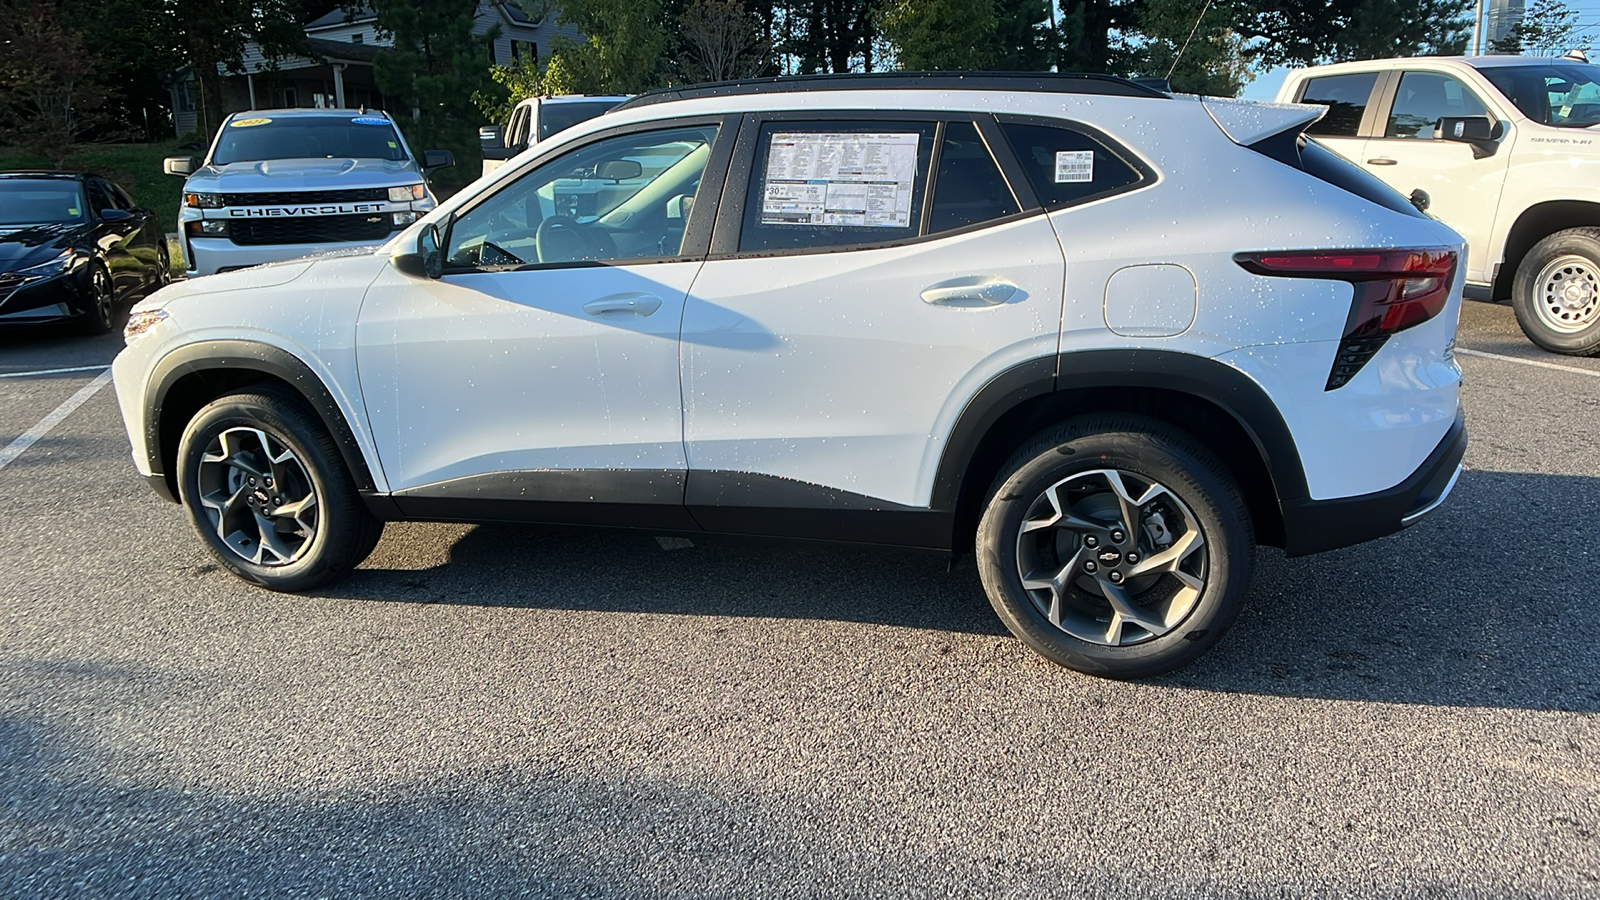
[
  {"left": 392, "top": 211, "right": 418, "bottom": 226},
  {"left": 388, "top": 184, "right": 426, "bottom": 202},
  {"left": 185, "top": 220, "right": 228, "bottom": 236},
  {"left": 184, "top": 192, "right": 224, "bottom": 208},
  {"left": 16, "top": 251, "right": 73, "bottom": 277},
  {"left": 124, "top": 308, "right": 169, "bottom": 342}
]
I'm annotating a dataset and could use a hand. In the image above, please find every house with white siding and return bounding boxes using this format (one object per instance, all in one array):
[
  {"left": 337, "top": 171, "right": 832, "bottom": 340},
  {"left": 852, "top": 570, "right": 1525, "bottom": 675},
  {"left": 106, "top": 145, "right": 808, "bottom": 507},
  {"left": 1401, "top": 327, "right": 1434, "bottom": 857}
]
[{"left": 171, "top": 1, "right": 581, "bottom": 137}]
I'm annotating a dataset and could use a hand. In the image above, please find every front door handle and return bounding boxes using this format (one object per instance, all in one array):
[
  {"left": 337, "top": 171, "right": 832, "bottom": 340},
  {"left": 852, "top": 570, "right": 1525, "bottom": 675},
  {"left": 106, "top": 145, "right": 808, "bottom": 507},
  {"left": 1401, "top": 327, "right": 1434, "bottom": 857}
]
[
  {"left": 920, "top": 279, "right": 1018, "bottom": 307},
  {"left": 583, "top": 293, "right": 662, "bottom": 317},
  {"left": 1367, "top": 158, "right": 1398, "bottom": 166}
]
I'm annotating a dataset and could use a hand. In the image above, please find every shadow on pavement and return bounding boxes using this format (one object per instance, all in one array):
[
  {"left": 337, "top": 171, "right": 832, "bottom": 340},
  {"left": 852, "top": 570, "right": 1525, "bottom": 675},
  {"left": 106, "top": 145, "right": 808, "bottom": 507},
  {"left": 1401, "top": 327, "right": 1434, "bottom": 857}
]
[{"left": 330, "top": 469, "right": 1600, "bottom": 714}]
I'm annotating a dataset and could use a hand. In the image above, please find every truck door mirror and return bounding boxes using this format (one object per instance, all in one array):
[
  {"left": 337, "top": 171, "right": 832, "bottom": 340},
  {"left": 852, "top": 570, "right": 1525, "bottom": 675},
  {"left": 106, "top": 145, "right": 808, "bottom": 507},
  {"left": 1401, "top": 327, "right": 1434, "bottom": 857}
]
[
  {"left": 1436, "top": 116, "right": 1501, "bottom": 158},
  {"left": 422, "top": 149, "right": 456, "bottom": 171},
  {"left": 163, "top": 156, "right": 196, "bottom": 177}
]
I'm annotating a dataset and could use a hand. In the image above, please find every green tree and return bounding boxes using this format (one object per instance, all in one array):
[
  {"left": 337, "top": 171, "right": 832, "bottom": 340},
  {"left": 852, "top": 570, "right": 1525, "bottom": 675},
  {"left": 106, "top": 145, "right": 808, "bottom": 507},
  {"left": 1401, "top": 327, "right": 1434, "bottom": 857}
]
[
  {"left": 1134, "top": 0, "right": 1250, "bottom": 95},
  {"left": 677, "top": 0, "right": 771, "bottom": 82},
  {"left": 774, "top": 0, "right": 879, "bottom": 73},
  {"left": 540, "top": 0, "right": 672, "bottom": 92},
  {"left": 1490, "top": 0, "right": 1594, "bottom": 55},
  {"left": 0, "top": 0, "right": 113, "bottom": 164},
  {"left": 60, "top": 0, "right": 182, "bottom": 139},
  {"left": 993, "top": 0, "right": 1054, "bottom": 70},
  {"left": 370, "top": 0, "right": 498, "bottom": 192},
  {"left": 879, "top": 0, "right": 998, "bottom": 70},
  {"left": 1224, "top": 0, "right": 1471, "bottom": 68}
]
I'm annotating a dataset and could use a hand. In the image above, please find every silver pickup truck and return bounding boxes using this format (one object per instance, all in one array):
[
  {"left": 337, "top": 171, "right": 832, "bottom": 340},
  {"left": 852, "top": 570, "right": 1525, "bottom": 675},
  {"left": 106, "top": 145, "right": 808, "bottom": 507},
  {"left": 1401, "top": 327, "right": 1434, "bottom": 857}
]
[{"left": 163, "top": 109, "right": 454, "bottom": 276}]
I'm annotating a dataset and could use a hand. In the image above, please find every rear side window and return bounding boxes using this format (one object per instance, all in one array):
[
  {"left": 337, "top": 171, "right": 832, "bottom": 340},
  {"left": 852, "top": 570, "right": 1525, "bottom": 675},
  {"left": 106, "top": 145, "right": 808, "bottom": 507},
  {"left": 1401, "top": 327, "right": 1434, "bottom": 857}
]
[
  {"left": 999, "top": 120, "right": 1143, "bottom": 209},
  {"left": 1298, "top": 138, "right": 1424, "bottom": 218},
  {"left": 1299, "top": 73, "right": 1380, "bottom": 137},
  {"left": 739, "top": 121, "right": 936, "bottom": 253},
  {"left": 929, "top": 122, "right": 1020, "bottom": 234}
]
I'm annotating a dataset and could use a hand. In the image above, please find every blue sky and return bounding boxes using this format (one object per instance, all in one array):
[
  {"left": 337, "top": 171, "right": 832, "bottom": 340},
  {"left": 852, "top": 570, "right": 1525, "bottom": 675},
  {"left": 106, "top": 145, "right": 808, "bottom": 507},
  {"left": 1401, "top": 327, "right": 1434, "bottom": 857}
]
[{"left": 1237, "top": 1, "right": 1600, "bottom": 100}]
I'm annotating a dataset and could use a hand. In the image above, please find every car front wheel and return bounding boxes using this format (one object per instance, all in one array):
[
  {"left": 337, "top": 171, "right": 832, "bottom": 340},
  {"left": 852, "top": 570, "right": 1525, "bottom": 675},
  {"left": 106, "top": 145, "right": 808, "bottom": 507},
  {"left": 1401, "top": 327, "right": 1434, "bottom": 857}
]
[
  {"left": 976, "top": 416, "right": 1253, "bottom": 679},
  {"left": 1512, "top": 227, "right": 1600, "bottom": 356},
  {"left": 177, "top": 386, "right": 383, "bottom": 591}
]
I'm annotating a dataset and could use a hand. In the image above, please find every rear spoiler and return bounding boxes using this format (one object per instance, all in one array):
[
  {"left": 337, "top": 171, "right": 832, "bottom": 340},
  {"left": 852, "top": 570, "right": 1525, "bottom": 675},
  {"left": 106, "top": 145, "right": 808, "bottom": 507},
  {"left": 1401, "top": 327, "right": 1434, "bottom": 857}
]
[{"left": 1199, "top": 96, "right": 1325, "bottom": 146}]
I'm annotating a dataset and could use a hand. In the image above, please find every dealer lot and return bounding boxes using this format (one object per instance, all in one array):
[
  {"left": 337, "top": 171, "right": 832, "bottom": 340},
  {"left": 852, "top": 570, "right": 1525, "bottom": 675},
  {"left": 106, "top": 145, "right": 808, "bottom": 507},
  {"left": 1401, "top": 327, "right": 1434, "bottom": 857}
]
[{"left": 0, "top": 300, "right": 1596, "bottom": 897}]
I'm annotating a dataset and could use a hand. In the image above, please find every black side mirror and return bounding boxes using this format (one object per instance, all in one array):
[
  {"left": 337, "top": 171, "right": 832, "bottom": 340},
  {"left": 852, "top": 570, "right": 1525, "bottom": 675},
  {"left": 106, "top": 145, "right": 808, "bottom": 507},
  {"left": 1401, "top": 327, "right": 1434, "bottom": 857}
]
[
  {"left": 422, "top": 149, "right": 455, "bottom": 171},
  {"left": 162, "top": 156, "right": 196, "bottom": 177},
  {"left": 394, "top": 221, "right": 445, "bottom": 279},
  {"left": 1436, "top": 116, "right": 1501, "bottom": 158},
  {"left": 479, "top": 125, "right": 504, "bottom": 147},
  {"left": 597, "top": 159, "right": 643, "bottom": 182},
  {"left": 98, "top": 209, "right": 133, "bottom": 222}
]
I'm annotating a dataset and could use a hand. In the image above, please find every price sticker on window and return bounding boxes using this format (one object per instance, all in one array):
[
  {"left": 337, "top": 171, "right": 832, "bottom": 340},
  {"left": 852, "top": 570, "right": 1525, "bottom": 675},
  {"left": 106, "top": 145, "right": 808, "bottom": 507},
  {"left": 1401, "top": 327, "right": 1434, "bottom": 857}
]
[{"left": 1054, "top": 150, "right": 1094, "bottom": 183}]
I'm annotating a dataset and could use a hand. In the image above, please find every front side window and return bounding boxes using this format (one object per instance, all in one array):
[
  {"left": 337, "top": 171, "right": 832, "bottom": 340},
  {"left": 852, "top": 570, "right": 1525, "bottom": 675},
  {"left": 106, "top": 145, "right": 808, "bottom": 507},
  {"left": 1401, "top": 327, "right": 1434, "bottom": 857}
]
[
  {"left": 1300, "top": 73, "right": 1380, "bottom": 137},
  {"left": 1385, "top": 72, "right": 1490, "bottom": 139},
  {"left": 537, "top": 101, "right": 623, "bottom": 142},
  {"left": 210, "top": 114, "right": 408, "bottom": 164},
  {"left": 447, "top": 124, "right": 718, "bottom": 268},
  {"left": 999, "top": 120, "right": 1143, "bottom": 209},
  {"left": 1481, "top": 62, "right": 1600, "bottom": 127},
  {"left": 739, "top": 121, "right": 936, "bottom": 253},
  {"left": 86, "top": 180, "right": 117, "bottom": 216}
]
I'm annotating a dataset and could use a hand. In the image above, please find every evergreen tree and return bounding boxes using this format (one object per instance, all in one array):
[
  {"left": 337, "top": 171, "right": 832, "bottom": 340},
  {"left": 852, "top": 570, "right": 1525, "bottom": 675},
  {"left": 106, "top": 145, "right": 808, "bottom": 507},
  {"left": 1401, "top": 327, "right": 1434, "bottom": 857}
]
[
  {"left": 1489, "top": 0, "right": 1594, "bottom": 55},
  {"left": 1224, "top": 0, "right": 1471, "bottom": 68},
  {"left": 879, "top": 0, "right": 998, "bottom": 70}
]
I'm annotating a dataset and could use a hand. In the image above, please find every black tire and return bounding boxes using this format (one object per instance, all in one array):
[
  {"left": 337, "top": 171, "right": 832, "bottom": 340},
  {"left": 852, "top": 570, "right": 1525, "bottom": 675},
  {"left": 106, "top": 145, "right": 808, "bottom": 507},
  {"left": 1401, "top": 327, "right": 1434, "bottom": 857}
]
[
  {"left": 1511, "top": 227, "right": 1600, "bottom": 356},
  {"left": 975, "top": 416, "right": 1253, "bottom": 679},
  {"left": 76, "top": 263, "right": 115, "bottom": 335},
  {"left": 177, "top": 386, "right": 383, "bottom": 591}
]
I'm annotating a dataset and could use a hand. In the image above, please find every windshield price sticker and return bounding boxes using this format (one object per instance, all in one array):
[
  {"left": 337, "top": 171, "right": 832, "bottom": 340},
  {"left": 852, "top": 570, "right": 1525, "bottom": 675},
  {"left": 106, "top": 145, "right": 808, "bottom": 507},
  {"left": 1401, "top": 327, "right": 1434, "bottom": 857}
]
[
  {"left": 231, "top": 118, "right": 272, "bottom": 128},
  {"left": 760, "top": 132, "right": 919, "bottom": 228},
  {"left": 1055, "top": 150, "right": 1095, "bottom": 183},
  {"left": 351, "top": 116, "right": 390, "bottom": 126}
]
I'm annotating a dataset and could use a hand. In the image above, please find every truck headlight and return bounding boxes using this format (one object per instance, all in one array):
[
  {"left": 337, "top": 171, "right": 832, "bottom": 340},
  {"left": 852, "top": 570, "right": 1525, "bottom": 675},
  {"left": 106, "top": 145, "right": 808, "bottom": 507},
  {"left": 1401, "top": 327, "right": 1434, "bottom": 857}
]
[
  {"left": 184, "top": 192, "right": 224, "bottom": 208},
  {"left": 388, "top": 184, "right": 426, "bottom": 202},
  {"left": 392, "top": 211, "right": 419, "bottom": 226}
]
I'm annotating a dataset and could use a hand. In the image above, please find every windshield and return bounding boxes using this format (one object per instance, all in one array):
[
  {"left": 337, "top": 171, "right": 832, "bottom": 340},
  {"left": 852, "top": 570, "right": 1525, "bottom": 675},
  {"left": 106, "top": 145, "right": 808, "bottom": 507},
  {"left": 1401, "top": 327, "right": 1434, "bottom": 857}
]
[
  {"left": 537, "top": 101, "right": 621, "bottom": 142},
  {"left": 0, "top": 180, "right": 86, "bottom": 226},
  {"left": 1480, "top": 63, "right": 1600, "bottom": 127},
  {"left": 211, "top": 114, "right": 410, "bottom": 165}
]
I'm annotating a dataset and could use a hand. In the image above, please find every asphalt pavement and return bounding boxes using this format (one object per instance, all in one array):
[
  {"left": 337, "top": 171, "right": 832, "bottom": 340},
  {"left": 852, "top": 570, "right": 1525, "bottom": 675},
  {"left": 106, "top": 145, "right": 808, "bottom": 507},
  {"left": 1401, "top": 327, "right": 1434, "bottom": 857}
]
[{"left": 0, "top": 300, "right": 1596, "bottom": 898}]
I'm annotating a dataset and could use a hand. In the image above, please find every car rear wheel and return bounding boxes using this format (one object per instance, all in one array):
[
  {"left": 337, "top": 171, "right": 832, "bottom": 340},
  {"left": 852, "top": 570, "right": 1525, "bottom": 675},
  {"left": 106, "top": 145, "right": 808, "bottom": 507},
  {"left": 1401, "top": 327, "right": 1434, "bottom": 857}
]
[
  {"left": 177, "top": 386, "right": 383, "bottom": 591},
  {"left": 1512, "top": 228, "right": 1600, "bottom": 356},
  {"left": 976, "top": 416, "right": 1253, "bottom": 679},
  {"left": 77, "top": 263, "right": 115, "bottom": 335}
]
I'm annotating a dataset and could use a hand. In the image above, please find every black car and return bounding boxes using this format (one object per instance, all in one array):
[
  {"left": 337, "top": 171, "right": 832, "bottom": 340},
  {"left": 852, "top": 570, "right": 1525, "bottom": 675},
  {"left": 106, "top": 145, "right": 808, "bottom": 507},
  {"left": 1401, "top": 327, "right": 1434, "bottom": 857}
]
[{"left": 0, "top": 171, "right": 169, "bottom": 334}]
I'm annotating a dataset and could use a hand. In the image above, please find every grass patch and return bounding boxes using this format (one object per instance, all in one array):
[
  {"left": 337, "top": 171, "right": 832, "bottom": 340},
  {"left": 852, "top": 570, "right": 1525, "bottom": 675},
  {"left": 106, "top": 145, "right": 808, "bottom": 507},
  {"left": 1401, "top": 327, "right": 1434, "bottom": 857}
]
[{"left": 0, "top": 142, "right": 185, "bottom": 227}]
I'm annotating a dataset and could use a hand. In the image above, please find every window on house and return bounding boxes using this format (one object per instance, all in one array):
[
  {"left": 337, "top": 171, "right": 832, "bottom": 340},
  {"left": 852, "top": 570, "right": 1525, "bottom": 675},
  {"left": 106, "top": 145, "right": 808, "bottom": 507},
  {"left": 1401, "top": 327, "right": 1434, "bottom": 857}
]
[{"left": 351, "top": 32, "right": 363, "bottom": 43}]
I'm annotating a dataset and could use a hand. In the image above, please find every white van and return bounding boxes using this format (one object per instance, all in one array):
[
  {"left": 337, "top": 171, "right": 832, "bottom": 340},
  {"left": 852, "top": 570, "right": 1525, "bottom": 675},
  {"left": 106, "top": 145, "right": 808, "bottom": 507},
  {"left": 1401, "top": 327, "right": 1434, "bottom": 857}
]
[{"left": 1279, "top": 54, "right": 1600, "bottom": 355}]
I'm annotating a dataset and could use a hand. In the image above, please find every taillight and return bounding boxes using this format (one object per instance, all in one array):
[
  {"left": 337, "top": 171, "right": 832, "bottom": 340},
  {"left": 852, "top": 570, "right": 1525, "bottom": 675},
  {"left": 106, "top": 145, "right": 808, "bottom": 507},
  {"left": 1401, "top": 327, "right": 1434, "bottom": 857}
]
[{"left": 1235, "top": 248, "right": 1457, "bottom": 390}]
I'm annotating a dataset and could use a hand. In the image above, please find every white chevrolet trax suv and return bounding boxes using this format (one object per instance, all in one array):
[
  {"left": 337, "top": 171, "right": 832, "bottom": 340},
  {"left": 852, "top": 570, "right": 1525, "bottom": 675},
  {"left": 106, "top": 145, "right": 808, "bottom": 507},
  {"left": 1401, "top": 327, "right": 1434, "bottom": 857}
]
[{"left": 114, "top": 74, "right": 1469, "bottom": 679}]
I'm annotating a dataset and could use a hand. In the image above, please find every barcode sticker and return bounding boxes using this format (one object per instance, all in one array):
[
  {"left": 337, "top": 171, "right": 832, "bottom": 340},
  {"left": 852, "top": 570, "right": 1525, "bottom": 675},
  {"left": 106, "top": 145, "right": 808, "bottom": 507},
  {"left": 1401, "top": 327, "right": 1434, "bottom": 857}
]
[{"left": 1055, "top": 150, "right": 1094, "bottom": 183}]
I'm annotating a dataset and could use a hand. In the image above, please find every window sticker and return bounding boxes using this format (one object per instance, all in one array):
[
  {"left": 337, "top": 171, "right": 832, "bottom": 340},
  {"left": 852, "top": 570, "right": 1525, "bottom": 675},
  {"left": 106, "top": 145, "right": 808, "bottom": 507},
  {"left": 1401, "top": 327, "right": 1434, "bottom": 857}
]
[
  {"left": 351, "top": 116, "right": 390, "bottom": 125},
  {"left": 231, "top": 117, "right": 271, "bottom": 128},
  {"left": 1054, "top": 150, "right": 1094, "bottom": 183},
  {"left": 760, "top": 132, "right": 919, "bottom": 227},
  {"left": 387, "top": 141, "right": 398, "bottom": 148}
]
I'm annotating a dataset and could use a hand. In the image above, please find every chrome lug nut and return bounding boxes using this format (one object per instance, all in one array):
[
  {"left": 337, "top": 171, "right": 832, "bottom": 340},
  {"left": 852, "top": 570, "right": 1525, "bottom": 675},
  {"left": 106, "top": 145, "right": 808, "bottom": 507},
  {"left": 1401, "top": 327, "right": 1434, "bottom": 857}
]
[
  {"left": 1126, "top": 552, "right": 1140, "bottom": 564},
  {"left": 1084, "top": 560, "right": 1098, "bottom": 574},
  {"left": 1108, "top": 571, "right": 1124, "bottom": 584},
  {"left": 1084, "top": 535, "right": 1098, "bottom": 548},
  {"left": 1111, "top": 529, "right": 1126, "bottom": 543}
]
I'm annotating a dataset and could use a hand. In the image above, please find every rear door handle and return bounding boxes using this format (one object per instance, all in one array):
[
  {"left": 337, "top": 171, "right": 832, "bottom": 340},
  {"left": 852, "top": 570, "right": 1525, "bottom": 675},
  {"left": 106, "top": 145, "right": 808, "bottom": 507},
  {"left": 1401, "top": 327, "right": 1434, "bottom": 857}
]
[
  {"left": 1366, "top": 158, "right": 1398, "bottom": 166},
  {"left": 920, "top": 279, "right": 1018, "bottom": 307},
  {"left": 583, "top": 293, "right": 662, "bottom": 317}
]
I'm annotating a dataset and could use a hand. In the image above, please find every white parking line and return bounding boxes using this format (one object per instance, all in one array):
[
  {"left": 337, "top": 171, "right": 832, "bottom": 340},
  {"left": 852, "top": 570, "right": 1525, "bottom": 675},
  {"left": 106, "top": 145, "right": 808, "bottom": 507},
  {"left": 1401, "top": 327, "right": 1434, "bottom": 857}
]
[
  {"left": 1456, "top": 348, "right": 1600, "bottom": 378},
  {"left": 0, "top": 364, "right": 112, "bottom": 379},
  {"left": 0, "top": 370, "right": 114, "bottom": 473}
]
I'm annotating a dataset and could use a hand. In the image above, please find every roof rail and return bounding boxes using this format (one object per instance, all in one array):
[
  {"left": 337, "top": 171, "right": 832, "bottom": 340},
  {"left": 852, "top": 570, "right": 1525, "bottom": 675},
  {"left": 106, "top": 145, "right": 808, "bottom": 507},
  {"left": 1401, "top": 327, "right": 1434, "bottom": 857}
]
[{"left": 615, "top": 71, "right": 1169, "bottom": 111}]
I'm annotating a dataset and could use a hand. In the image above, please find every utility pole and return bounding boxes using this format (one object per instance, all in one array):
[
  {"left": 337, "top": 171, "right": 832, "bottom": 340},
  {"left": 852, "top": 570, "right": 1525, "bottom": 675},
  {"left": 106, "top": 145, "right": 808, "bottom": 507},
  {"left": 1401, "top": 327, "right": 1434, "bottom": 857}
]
[{"left": 1472, "top": 0, "right": 1485, "bottom": 55}]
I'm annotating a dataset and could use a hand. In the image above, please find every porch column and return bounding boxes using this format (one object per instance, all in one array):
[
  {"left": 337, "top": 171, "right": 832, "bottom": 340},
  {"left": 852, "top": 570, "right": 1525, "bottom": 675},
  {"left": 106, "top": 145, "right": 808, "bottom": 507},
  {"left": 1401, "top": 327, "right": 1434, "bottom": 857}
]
[
  {"left": 333, "top": 64, "right": 346, "bottom": 108},
  {"left": 246, "top": 72, "right": 257, "bottom": 110}
]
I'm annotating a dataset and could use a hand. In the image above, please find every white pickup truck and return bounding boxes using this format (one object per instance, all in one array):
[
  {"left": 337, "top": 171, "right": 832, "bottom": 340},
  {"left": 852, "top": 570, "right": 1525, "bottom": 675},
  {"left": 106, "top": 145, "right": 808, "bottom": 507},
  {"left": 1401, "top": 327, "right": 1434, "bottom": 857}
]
[
  {"left": 478, "top": 95, "right": 628, "bottom": 177},
  {"left": 1278, "top": 54, "right": 1600, "bottom": 355}
]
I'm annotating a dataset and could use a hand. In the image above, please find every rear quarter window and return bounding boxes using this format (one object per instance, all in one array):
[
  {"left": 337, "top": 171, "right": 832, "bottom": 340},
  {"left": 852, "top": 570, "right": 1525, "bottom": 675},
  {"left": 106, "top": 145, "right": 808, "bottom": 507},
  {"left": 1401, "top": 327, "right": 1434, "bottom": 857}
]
[
  {"left": 1298, "top": 73, "right": 1380, "bottom": 137},
  {"left": 998, "top": 120, "right": 1145, "bottom": 209}
]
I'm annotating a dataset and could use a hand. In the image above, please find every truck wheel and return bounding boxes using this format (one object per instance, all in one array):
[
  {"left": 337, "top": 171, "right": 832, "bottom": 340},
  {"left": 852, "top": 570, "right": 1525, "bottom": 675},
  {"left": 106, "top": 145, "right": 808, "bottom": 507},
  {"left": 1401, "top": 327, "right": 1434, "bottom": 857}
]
[
  {"left": 177, "top": 386, "right": 383, "bottom": 591},
  {"left": 976, "top": 416, "right": 1253, "bottom": 679},
  {"left": 1512, "top": 228, "right": 1600, "bottom": 356}
]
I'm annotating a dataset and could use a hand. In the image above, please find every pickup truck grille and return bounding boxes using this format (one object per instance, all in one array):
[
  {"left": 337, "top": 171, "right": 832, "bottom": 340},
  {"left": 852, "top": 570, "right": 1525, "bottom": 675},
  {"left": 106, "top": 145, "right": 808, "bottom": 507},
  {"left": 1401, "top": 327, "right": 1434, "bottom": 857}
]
[
  {"left": 229, "top": 213, "right": 395, "bottom": 246},
  {"left": 222, "top": 188, "right": 389, "bottom": 206}
]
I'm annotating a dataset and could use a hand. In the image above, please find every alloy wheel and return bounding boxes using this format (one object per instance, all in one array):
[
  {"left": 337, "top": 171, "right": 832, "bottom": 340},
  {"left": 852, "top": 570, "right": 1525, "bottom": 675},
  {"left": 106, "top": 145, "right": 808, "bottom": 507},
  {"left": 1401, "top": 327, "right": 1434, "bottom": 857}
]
[
  {"left": 1014, "top": 468, "right": 1208, "bottom": 646},
  {"left": 196, "top": 426, "right": 319, "bottom": 566}
]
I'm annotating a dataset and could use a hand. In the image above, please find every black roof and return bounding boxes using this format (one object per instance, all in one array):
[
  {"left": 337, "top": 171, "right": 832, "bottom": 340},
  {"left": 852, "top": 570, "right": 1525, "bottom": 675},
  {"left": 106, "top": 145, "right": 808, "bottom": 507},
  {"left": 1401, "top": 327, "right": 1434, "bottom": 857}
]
[
  {"left": 0, "top": 171, "right": 90, "bottom": 180},
  {"left": 616, "top": 72, "right": 1168, "bottom": 111}
]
